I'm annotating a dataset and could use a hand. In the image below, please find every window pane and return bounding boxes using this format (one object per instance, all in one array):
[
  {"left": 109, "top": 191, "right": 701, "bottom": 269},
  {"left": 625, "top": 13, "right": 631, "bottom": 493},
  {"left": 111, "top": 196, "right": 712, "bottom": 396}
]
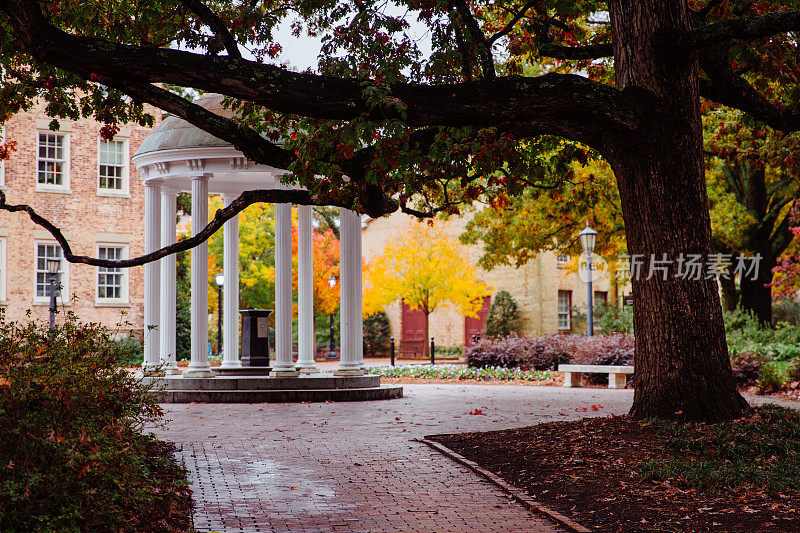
[
  {"left": 36, "top": 244, "right": 63, "bottom": 297},
  {"left": 98, "top": 140, "right": 125, "bottom": 190},
  {"left": 97, "top": 246, "right": 124, "bottom": 300}
]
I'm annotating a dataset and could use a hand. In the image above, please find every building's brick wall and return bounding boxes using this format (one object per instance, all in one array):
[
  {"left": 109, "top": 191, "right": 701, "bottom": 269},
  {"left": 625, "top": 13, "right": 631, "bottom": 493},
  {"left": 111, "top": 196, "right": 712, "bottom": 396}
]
[
  {"left": 0, "top": 102, "right": 156, "bottom": 331},
  {"left": 361, "top": 210, "right": 627, "bottom": 347}
]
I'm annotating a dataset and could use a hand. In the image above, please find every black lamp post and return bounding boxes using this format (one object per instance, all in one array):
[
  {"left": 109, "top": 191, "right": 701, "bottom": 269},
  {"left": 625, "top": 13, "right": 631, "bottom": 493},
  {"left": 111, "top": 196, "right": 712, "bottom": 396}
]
[
  {"left": 327, "top": 275, "right": 337, "bottom": 359},
  {"left": 215, "top": 272, "right": 224, "bottom": 356},
  {"left": 46, "top": 257, "right": 60, "bottom": 330},
  {"left": 579, "top": 222, "right": 597, "bottom": 337}
]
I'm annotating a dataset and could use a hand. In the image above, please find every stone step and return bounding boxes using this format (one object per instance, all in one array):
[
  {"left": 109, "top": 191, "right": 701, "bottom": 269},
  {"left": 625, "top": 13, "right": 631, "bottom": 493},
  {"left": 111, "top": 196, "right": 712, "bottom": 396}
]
[
  {"left": 143, "top": 374, "right": 381, "bottom": 390},
  {"left": 151, "top": 385, "right": 403, "bottom": 403}
]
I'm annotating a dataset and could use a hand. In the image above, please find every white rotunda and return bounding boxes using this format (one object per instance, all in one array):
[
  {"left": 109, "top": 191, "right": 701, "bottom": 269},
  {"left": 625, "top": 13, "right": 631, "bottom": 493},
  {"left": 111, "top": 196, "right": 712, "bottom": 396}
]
[{"left": 131, "top": 94, "right": 367, "bottom": 381}]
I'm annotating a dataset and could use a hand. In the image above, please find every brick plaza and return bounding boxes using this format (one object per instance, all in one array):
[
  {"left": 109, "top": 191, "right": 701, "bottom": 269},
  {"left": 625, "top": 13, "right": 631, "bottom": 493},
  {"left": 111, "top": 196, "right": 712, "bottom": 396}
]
[{"left": 152, "top": 383, "right": 636, "bottom": 532}]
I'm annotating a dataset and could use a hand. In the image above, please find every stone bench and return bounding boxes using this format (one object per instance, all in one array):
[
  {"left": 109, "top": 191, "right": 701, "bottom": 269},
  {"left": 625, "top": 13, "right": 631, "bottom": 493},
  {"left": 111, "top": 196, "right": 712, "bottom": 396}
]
[{"left": 557, "top": 364, "right": 634, "bottom": 389}]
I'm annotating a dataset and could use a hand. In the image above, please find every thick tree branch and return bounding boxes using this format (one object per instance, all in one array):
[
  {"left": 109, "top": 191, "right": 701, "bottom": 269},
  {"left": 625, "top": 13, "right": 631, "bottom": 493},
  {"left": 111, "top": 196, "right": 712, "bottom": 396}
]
[
  {"left": 112, "top": 80, "right": 294, "bottom": 168},
  {"left": 448, "top": 7, "right": 474, "bottom": 81},
  {"left": 671, "top": 10, "right": 800, "bottom": 53},
  {"left": 699, "top": 50, "right": 800, "bottom": 132},
  {"left": 0, "top": 189, "right": 321, "bottom": 268},
  {"left": 538, "top": 43, "right": 613, "bottom": 60},
  {"left": 112, "top": 80, "right": 400, "bottom": 217},
  {"left": 449, "top": 0, "right": 496, "bottom": 78},
  {"left": 0, "top": 0, "right": 640, "bottom": 147},
  {"left": 180, "top": 0, "right": 242, "bottom": 59}
]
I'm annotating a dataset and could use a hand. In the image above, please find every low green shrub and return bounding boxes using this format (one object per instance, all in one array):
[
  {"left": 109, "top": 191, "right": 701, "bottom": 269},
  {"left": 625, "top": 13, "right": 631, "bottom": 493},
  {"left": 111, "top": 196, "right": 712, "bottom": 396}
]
[
  {"left": 433, "top": 345, "right": 463, "bottom": 359},
  {"left": 725, "top": 309, "right": 800, "bottom": 348},
  {"left": 113, "top": 332, "right": 144, "bottom": 366},
  {"left": 0, "top": 315, "right": 190, "bottom": 532},
  {"left": 594, "top": 301, "right": 634, "bottom": 334},
  {"left": 757, "top": 361, "right": 793, "bottom": 393},
  {"left": 371, "top": 364, "right": 550, "bottom": 381},
  {"left": 773, "top": 298, "right": 800, "bottom": 326}
]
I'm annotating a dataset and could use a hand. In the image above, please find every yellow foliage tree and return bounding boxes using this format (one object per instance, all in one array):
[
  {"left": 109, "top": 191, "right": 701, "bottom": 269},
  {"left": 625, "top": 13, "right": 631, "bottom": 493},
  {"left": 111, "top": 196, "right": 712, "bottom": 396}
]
[{"left": 363, "top": 223, "right": 490, "bottom": 356}]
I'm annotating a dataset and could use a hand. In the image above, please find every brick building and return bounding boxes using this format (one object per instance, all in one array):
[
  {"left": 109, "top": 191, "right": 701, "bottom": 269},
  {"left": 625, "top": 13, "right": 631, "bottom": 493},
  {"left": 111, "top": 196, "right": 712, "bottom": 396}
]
[
  {"left": 0, "top": 103, "right": 155, "bottom": 331},
  {"left": 361, "top": 211, "right": 629, "bottom": 349}
]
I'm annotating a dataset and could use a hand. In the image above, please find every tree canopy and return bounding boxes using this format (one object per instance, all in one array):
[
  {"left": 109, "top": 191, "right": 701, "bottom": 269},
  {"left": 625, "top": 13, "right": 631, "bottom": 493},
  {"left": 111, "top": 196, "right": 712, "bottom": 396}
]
[{"left": 3, "top": 0, "right": 800, "bottom": 421}]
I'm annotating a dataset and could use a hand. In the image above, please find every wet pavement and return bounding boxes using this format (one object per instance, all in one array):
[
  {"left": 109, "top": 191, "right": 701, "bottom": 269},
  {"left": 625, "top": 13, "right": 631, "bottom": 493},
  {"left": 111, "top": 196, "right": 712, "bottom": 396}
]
[{"left": 151, "top": 383, "right": 636, "bottom": 532}]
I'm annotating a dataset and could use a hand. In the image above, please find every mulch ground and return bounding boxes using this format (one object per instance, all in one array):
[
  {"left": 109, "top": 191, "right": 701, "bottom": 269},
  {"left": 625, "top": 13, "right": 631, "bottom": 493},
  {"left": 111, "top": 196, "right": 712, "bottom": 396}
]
[{"left": 429, "top": 416, "right": 800, "bottom": 532}]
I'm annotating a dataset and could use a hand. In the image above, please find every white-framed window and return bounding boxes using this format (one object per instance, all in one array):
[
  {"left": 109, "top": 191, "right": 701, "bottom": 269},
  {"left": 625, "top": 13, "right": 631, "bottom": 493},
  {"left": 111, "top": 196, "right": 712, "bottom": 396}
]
[
  {"left": 96, "top": 245, "right": 129, "bottom": 304},
  {"left": 0, "top": 237, "right": 6, "bottom": 303},
  {"left": 557, "top": 290, "right": 572, "bottom": 330},
  {"left": 36, "top": 132, "right": 70, "bottom": 192},
  {"left": 97, "top": 137, "right": 129, "bottom": 195},
  {"left": 34, "top": 242, "right": 68, "bottom": 304},
  {"left": 557, "top": 254, "right": 570, "bottom": 268}
]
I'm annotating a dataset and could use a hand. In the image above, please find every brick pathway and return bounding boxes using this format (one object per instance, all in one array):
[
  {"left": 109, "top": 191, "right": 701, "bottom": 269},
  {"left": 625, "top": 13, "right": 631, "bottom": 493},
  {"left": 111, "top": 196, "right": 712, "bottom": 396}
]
[{"left": 152, "top": 383, "right": 634, "bottom": 532}]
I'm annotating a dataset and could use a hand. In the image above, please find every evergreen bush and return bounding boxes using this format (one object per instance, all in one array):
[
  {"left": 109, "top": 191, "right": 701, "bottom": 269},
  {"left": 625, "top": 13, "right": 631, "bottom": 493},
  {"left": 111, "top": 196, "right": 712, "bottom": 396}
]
[
  {"left": 363, "top": 311, "right": 391, "bottom": 357},
  {"left": 484, "top": 290, "right": 521, "bottom": 339}
]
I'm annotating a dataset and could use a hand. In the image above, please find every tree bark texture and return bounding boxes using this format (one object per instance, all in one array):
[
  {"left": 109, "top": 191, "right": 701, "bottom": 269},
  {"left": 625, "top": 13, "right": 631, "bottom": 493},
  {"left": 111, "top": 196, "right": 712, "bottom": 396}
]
[{"left": 608, "top": 0, "right": 749, "bottom": 421}]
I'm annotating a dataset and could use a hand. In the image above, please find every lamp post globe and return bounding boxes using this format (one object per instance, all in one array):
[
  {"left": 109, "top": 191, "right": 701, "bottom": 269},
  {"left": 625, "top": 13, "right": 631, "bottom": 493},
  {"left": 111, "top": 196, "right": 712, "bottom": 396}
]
[
  {"left": 46, "top": 258, "right": 60, "bottom": 330},
  {"left": 327, "top": 275, "right": 337, "bottom": 359},
  {"left": 215, "top": 272, "right": 224, "bottom": 355},
  {"left": 579, "top": 222, "right": 597, "bottom": 337},
  {"left": 579, "top": 223, "right": 597, "bottom": 255}
]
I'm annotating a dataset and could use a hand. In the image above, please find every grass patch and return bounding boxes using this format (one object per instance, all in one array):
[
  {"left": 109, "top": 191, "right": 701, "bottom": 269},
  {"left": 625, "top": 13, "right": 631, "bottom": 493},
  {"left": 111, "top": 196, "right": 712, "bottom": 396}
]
[
  {"left": 371, "top": 364, "right": 551, "bottom": 381},
  {"left": 638, "top": 404, "right": 800, "bottom": 494}
]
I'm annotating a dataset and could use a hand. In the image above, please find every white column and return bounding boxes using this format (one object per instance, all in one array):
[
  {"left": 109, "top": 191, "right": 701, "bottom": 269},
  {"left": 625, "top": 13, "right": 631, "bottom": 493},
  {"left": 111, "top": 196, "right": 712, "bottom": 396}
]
[
  {"left": 141, "top": 182, "right": 162, "bottom": 376},
  {"left": 296, "top": 204, "right": 318, "bottom": 373},
  {"left": 354, "top": 211, "right": 365, "bottom": 371},
  {"left": 184, "top": 175, "right": 214, "bottom": 377},
  {"left": 221, "top": 194, "right": 241, "bottom": 369},
  {"left": 335, "top": 208, "right": 365, "bottom": 375},
  {"left": 272, "top": 202, "right": 299, "bottom": 376},
  {"left": 159, "top": 189, "right": 181, "bottom": 375}
]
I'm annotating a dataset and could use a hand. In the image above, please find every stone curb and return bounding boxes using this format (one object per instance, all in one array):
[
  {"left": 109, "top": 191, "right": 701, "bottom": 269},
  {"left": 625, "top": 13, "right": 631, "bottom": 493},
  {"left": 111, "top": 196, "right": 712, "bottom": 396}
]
[{"left": 417, "top": 438, "right": 591, "bottom": 533}]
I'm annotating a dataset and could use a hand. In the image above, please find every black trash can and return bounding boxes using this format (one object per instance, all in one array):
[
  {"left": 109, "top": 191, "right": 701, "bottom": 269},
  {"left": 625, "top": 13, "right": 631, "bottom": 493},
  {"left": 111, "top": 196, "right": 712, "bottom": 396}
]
[{"left": 239, "top": 309, "right": 272, "bottom": 367}]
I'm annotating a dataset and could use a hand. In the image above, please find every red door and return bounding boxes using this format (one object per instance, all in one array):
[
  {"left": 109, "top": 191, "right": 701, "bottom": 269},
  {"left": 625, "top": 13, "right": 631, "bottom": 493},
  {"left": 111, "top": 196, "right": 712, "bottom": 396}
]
[
  {"left": 464, "top": 295, "right": 491, "bottom": 347},
  {"left": 401, "top": 300, "right": 426, "bottom": 342}
]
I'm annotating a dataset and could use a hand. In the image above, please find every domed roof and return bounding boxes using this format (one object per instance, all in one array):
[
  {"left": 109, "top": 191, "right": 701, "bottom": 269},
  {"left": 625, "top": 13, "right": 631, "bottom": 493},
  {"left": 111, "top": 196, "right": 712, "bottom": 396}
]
[{"left": 135, "top": 93, "right": 237, "bottom": 156}]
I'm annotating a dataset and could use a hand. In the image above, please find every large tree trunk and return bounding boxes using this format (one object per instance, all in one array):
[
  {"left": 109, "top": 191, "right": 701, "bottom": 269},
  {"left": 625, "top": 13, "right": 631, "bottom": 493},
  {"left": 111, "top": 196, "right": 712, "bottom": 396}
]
[
  {"left": 609, "top": 0, "right": 749, "bottom": 421},
  {"left": 740, "top": 262, "right": 774, "bottom": 324}
]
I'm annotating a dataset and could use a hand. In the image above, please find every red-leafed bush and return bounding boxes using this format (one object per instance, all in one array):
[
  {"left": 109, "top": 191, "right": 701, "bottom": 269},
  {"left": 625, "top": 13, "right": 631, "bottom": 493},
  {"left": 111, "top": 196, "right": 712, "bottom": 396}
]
[
  {"left": 0, "top": 315, "right": 191, "bottom": 532},
  {"left": 465, "top": 333, "right": 635, "bottom": 372}
]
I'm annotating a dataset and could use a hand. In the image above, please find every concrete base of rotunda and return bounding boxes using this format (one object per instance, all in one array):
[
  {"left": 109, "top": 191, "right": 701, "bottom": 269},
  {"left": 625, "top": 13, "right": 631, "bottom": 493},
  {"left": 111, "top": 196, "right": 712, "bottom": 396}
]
[
  {"left": 333, "top": 369, "right": 367, "bottom": 376},
  {"left": 183, "top": 364, "right": 216, "bottom": 378},
  {"left": 145, "top": 374, "right": 402, "bottom": 403}
]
